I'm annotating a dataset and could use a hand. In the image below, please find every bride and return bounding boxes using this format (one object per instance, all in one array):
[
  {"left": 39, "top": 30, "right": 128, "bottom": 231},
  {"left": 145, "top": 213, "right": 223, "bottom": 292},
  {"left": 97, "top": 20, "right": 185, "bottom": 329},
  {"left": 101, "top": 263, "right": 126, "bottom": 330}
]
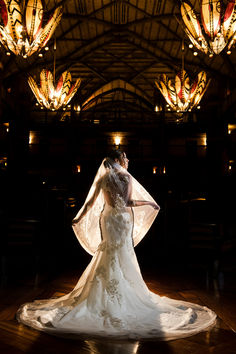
[{"left": 17, "top": 150, "right": 216, "bottom": 340}]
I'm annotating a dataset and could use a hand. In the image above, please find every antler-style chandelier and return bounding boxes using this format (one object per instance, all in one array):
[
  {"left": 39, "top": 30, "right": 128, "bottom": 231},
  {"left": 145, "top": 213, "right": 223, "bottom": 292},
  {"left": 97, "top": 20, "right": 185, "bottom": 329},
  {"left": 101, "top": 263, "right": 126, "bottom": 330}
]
[
  {"left": 155, "top": 70, "right": 211, "bottom": 113},
  {"left": 181, "top": 0, "right": 236, "bottom": 57},
  {"left": 28, "top": 69, "right": 81, "bottom": 111},
  {"left": 0, "top": 0, "right": 63, "bottom": 58},
  {"left": 28, "top": 39, "right": 81, "bottom": 111},
  {"left": 155, "top": 41, "right": 211, "bottom": 113}
]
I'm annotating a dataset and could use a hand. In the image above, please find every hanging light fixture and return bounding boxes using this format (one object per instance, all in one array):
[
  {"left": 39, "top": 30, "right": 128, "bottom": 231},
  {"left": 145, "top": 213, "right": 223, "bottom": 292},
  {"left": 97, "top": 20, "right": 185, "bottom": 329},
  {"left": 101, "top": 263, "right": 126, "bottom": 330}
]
[
  {"left": 155, "top": 70, "right": 210, "bottom": 113},
  {"left": 28, "top": 70, "right": 81, "bottom": 110},
  {"left": 180, "top": 0, "right": 236, "bottom": 57},
  {"left": 28, "top": 40, "right": 81, "bottom": 110},
  {"left": 155, "top": 41, "right": 211, "bottom": 113},
  {"left": 0, "top": 0, "right": 63, "bottom": 58}
]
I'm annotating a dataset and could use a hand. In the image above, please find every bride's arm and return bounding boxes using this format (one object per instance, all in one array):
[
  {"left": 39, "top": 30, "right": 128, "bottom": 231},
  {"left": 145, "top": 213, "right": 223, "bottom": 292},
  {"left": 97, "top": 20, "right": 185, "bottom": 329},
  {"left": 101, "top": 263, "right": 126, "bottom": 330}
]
[
  {"left": 128, "top": 200, "right": 160, "bottom": 209},
  {"left": 126, "top": 176, "right": 160, "bottom": 210},
  {"left": 72, "top": 179, "right": 102, "bottom": 225}
]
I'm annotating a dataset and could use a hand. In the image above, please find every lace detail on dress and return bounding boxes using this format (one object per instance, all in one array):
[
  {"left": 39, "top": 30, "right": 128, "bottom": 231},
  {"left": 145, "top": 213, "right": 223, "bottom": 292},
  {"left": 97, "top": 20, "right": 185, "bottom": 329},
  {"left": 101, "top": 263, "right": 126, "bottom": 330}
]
[
  {"left": 106, "top": 279, "right": 122, "bottom": 304},
  {"left": 17, "top": 161, "right": 216, "bottom": 340},
  {"left": 101, "top": 171, "right": 130, "bottom": 211},
  {"left": 100, "top": 310, "right": 123, "bottom": 329}
]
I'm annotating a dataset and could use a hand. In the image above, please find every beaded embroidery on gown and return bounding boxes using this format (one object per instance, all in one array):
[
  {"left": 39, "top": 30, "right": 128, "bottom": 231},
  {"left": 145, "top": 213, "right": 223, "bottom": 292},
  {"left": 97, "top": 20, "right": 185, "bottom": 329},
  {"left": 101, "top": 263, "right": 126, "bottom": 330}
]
[{"left": 17, "top": 159, "right": 216, "bottom": 340}]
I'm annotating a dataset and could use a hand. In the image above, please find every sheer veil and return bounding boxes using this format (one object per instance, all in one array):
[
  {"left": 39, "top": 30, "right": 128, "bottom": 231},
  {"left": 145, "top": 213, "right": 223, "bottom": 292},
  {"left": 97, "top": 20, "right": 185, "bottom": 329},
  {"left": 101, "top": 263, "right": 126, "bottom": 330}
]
[{"left": 72, "top": 159, "right": 159, "bottom": 255}]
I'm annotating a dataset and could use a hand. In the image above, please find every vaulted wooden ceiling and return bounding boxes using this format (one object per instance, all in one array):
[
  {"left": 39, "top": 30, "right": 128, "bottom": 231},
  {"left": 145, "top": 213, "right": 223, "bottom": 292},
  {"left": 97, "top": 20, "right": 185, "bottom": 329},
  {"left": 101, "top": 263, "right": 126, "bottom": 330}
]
[{"left": 1, "top": 0, "right": 236, "bottom": 123}]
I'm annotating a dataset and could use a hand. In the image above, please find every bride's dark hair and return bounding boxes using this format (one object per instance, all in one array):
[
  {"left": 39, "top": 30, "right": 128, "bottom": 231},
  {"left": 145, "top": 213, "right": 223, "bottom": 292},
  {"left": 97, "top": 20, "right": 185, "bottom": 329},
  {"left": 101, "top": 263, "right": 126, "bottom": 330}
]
[{"left": 104, "top": 149, "right": 124, "bottom": 168}]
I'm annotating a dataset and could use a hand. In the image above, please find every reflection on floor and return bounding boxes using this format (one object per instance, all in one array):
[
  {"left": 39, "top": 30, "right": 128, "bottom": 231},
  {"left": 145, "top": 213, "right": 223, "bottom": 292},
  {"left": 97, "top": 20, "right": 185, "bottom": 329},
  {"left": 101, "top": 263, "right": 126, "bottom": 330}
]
[{"left": 0, "top": 268, "right": 235, "bottom": 354}]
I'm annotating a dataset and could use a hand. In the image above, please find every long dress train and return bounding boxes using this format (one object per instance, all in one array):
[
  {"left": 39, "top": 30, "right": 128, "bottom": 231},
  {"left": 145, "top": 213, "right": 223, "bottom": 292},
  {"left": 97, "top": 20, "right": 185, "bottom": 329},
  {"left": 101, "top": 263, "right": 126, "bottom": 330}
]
[{"left": 17, "top": 202, "right": 216, "bottom": 340}]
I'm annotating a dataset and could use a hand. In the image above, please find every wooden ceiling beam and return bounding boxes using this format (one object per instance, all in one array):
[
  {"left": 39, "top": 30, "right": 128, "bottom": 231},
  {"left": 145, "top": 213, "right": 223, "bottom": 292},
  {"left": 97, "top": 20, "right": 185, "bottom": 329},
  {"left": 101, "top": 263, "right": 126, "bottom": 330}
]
[
  {"left": 55, "top": 1, "right": 118, "bottom": 42},
  {"left": 128, "top": 61, "right": 160, "bottom": 81},
  {"left": 82, "top": 88, "right": 153, "bottom": 111}
]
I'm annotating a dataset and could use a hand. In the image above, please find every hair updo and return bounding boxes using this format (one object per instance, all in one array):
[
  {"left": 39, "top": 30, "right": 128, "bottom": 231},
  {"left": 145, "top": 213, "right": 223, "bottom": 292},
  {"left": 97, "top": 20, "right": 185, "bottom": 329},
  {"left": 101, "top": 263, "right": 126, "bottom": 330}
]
[{"left": 104, "top": 149, "right": 124, "bottom": 168}]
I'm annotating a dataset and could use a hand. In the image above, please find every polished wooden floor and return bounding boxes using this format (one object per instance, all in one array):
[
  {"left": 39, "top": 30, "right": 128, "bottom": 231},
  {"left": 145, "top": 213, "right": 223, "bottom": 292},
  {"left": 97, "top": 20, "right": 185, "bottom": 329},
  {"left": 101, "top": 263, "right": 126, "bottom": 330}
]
[{"left": 0, "top": 268, "right": 235, "bottom": 354}]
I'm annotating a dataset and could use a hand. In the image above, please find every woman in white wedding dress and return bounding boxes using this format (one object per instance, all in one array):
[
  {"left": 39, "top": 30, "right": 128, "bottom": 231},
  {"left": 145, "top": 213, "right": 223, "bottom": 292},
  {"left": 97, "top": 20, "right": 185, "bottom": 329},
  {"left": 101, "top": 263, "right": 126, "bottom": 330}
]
[{"left": 17, "top": 150, "right": 216, "bottom": 340}]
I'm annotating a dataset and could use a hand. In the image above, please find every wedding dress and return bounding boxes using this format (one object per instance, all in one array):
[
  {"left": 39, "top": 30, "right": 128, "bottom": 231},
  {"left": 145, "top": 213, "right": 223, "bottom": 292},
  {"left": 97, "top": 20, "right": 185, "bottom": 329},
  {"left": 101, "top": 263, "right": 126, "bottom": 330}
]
[{"left": 17, "top": 159, "right": 216, "bottom": 340}]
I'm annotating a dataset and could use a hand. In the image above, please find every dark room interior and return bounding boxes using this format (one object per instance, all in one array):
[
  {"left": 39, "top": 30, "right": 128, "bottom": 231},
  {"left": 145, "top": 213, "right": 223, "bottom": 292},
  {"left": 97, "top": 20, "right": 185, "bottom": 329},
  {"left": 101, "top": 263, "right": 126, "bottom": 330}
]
[{"left": 0, "top": 1, "right": 235, "bottom": 353}]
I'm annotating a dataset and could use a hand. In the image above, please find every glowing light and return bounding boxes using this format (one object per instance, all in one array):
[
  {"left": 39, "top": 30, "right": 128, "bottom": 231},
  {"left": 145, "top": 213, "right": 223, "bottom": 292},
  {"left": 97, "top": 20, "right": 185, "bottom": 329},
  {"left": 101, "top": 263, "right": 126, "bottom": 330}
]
[
  {"left": 181, "top": 1, "right": 236, "bottom": 56},
  {"left": 0, "top": 156, "right": 8, "bottom": 169},
  {"left": 228, "top": 124, "right": 236, "bottom": 134},
  {"left": 28, "top": 70, "right": 81, "bottom": 111},
  {"left": 163, "top": 166, "right": 166, "bottom": 174},
  {"left": 200, "top": 133, "right": 207, "bottom": 146},
  {"left": 29, "top": 131, "right": 35, "bottom": 144},
  {"left": 155, "top": 70, "right": 210, "bottom": 113},
  {"left": 0, "top": 1, "right": 63, "bottom": 58},
  {"left": 153, "top": 167, "right": 157, "bottom": 174},
  {"left": 114, "top": 136, "right": 121, "bottom": 146},
  {"left": 76, "top": 165, "right": 81, "bottom": 173}
]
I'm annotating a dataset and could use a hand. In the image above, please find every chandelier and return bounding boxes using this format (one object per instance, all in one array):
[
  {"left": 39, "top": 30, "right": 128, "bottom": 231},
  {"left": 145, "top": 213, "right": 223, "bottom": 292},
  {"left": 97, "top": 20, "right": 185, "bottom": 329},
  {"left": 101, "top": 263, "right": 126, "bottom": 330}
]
[
  {"left": 155, "top": 39, "right": 211, "bottom": 114},
  {"left": 28, "top": 69, "right": 81, "bottom": 110},
  {"left": 0, "top": 0, "right": 63, "bottom": 58},
  {"left": 180, "top": 0, "right": 236, "bottom": 57},
  {"left": 155, "top": 70, "right": 211, "bottom": 113}
]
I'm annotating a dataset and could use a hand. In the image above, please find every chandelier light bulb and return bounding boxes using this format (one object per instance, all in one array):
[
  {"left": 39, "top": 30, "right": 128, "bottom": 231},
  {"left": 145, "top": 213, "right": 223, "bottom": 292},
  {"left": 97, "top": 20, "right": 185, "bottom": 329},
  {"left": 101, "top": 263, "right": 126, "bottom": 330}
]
[
  {"left": 227, "top": 50, "right": 231, "bottom": 55},
  {"left": 193, "top": 51, "right": 198, "bottom": 56},
  {"left": 189, "top": 43, "right": 193, "bottom": 48}
]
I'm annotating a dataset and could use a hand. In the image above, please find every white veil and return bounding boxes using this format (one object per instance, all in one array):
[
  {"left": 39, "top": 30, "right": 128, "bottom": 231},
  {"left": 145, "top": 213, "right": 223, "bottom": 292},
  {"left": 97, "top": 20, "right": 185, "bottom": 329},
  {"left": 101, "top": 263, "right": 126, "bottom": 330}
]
[{"left": 72, "top": 159, "right": 159, "bottom": 255}]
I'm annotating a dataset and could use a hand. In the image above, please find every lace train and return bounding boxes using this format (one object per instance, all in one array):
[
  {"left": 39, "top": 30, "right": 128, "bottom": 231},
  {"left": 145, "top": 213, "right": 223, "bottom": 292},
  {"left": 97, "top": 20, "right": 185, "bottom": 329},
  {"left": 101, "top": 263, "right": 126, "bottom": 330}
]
[{"left": 17, "top": 204, "right": 216, "bottom": 340}]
